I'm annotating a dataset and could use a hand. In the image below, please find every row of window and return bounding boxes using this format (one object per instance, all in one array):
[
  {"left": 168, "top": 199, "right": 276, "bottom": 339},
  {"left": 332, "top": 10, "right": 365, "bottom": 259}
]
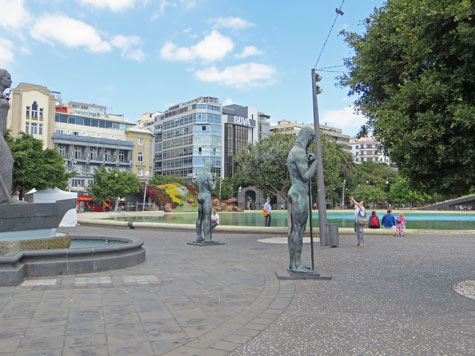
[
  {"left": 26, "top": 102, "right": 44, "bottom": 120},
  {"left": 163, "top": 125, "right": 193, "bottom": 140},
  {"left": 162, "top": 147, "right": 193, "bottom": 160},
  {"left": 55, "top": 114, "right": 133, "bottom": 130},
  {"left": 162, "top": 113, "right": 222, "bottom": 131},
  {"left": 162, "top": 157, "right": 193, "bottom": 169},
  {"left": 193, "top": 146, "right": 220, "bottom": 156},
  {"left": 193, "top": 157, "right": 221, "bottom": 167},
  {"left": 163, "top": 136, "right": 193, "bottom": 150},
  {"left": 193, "top": 124, "right": 222, "bottom": 135},
  {"left": 196, "top": 104, "right": 221, "bottom": 112},
  {"left": 25, "top": 122, "right": 43, "bottom": 136}
]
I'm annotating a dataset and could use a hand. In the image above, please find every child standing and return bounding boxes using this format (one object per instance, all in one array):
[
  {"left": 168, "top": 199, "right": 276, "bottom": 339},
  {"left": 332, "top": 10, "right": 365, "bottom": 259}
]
[{"left": 395, "top": 213, "right": 406, "bottom": 237}]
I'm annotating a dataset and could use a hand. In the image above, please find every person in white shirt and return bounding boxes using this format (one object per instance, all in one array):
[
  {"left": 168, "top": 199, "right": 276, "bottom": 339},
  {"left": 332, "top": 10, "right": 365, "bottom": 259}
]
[
  {"left": 263, "top": 197, "right": 272, "bottom": 226},
  {"left": 350, "top": 195, "right": 366, "bottom": 247},
  {"left": 211, "top": 209, "right": 220, "bottom": 230}
]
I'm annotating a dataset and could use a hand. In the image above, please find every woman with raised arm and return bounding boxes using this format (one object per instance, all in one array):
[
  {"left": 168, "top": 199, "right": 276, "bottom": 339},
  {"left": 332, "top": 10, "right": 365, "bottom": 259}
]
[{"left": 350, "top": 195, "right": 366, "bottom": 247}]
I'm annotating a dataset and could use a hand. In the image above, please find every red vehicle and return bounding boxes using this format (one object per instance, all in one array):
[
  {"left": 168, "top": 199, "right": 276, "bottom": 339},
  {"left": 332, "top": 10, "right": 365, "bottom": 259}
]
[{"left": 77, "top": 195, "right": 112, "bottom": 212}]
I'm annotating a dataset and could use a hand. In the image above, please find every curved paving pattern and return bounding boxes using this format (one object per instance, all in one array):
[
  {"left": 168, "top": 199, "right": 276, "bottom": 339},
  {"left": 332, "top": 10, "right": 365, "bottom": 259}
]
[{"left": 0, "top": 226, "right": 294, "bottom": 356}]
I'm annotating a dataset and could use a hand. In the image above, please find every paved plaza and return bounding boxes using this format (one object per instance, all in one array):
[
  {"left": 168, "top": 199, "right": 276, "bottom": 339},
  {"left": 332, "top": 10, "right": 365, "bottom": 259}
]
[{"left": 0, "top": 226, "right": 474, "bottom": 355}]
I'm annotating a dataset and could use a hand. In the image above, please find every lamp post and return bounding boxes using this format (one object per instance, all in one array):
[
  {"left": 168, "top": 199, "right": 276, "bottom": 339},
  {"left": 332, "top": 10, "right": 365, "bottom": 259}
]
[
  {"left": 341, "top": 179, "right": 346, "bottom": 209},
  {"left": 311, "top": 69, "right": 328, "bottom": 246},
  {"left": 142, "top": 171, "right": 149, "bottom": 212}
]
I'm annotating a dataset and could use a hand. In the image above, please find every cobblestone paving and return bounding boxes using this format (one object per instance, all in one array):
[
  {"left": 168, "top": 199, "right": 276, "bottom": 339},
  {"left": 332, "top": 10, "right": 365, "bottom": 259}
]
[{"left": 0, "top": 226, "right": 474, "bottom": 355}]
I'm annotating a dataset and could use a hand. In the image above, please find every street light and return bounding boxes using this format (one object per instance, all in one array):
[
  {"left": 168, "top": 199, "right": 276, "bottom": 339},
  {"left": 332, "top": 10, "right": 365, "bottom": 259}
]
[
  {"left": 311, "top": 69, "right": 328, "bottom": 246},
  {"left": 142, "top": 171, "right": 149, "bottom": 212}
]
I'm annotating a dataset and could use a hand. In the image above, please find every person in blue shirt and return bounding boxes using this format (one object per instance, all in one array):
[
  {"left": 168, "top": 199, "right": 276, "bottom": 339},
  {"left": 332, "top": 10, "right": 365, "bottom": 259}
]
[{"left": 381, "top": 209, "right": 396, "bottom": 228}]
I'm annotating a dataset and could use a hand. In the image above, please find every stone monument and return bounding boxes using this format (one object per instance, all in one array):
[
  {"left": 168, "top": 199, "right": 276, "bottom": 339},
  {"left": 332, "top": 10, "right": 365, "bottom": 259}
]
[
  {"left": 286, "top": 126, "right": 319, "bottom": 274},
  {"left": 0, "top": 69, "right": 75, "bottom": 254},
  {"left": 0, "top": 69, "right": 13, "bottom": 204}
]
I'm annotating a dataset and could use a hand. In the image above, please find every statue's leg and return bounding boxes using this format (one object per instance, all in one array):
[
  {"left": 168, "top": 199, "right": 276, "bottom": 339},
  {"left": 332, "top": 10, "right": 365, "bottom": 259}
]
[
  {"left": 196, "top": 199, "right": 203, "bottom": 241},
  {"left": 203, "top": 196, "right": 212, "bottom": 241}
]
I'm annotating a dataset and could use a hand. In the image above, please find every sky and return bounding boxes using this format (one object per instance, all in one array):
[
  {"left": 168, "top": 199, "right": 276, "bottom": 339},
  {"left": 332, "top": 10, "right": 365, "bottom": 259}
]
[{"left": 0, "top": 0, "right": 385, "bottom": 136}]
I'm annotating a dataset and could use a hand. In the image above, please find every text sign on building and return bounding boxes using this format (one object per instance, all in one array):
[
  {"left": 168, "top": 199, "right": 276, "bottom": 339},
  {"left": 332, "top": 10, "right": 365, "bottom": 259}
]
[{"left": 228, "top": 116, "right": 256, "bottom": 127}]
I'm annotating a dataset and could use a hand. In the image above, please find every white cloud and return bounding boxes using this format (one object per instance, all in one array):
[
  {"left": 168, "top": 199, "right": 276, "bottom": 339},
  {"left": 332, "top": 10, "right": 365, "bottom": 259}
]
[
  {"left": 31, "top": 15, "right": 112, "bottom": 53},
  {"left": 151, "top": 0, "right": 176, "bottom": 20},
  {"left": 235, "top": 46, "right": 263, "bottom": 59},
  {"left": 321, "top": 106, "right": 366, "bottom": 132},
  {"left": 0, "top": 38, "right": 14, "bottom": 67},
  {"left": 0, "top": 0, "right": 31, "bottom": 31},
  {"left": 160, "top": 30, "right": 233, "bottom": 62},
  {"left": 179, "top": 0, "right": 197, "bottom": 10},
  {"left": 111, "top": 35, "right": 145, "bottom": 61},
  {"left": 213, "top": 16, "right": 254, "bottom": 31},
  {"left": 80, "top": 0, "right": 147, "bottom": 12},
  {"left": 195, "top": 63, "right": 276, "bottom": 88},
  {"left": 223, "top": 98, "right": 233, "bottom": 105}
]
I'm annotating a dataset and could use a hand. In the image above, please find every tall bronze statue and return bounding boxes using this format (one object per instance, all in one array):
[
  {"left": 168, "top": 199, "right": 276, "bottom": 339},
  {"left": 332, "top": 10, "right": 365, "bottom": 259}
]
[
  {"left": 287, "top": 127, "right": 318, "bottom": 273},
  {"left": 195, "top": 160, "right": 216, "bottom": 242},
  {"left": 0, "top": 69, "right": 13, "bottom": 204}
]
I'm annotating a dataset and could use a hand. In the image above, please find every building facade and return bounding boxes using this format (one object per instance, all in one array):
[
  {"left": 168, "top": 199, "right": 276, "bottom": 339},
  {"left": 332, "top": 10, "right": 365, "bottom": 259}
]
[
  {"left": 153, "top": 97, "right": 222, "bottom": 181},
  {"left": 350, "top": 132, "right": 391, "bottom": 165},
  {"left": 7, "top": 83, "right": 153, "bottom": 191},
  {"left": 221, "top": 104, "right": 271, "bottom": 178}
]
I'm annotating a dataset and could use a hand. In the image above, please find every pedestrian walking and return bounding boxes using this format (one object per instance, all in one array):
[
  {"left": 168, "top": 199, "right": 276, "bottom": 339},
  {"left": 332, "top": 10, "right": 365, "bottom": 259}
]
[
  {"left": 350, "top": 196, "right": 366, "bottom": 247},
  {"left": 263, "top": 197, "right": 272, "bottom": 226}
]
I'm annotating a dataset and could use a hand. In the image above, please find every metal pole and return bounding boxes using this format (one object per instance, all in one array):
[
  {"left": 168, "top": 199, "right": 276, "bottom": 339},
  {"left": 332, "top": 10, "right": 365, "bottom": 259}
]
[
  {"left": 341, "top": 179, "right": 346, "bottom": 209},
  {"left": 311, "top": 69, "right": 328, "bottom": 246},
  {"left": 219, "top": 179, "right": 222, "bottom": 200},
  {"left": 142, "top": 179, "right": 148, "bottom": 212},
  {"left": 308, "top": 182, "right": 315, "bottom": 271}
]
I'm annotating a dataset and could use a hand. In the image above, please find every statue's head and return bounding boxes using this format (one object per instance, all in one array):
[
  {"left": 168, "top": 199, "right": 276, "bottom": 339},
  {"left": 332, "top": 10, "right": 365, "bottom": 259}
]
[
  {"left": 0, "top": 69, "right": 12, "bottom": 92},
  {"left": 296, "top": 126, "right": 315, "bottom": 149},
  {"left": 204, "top": 160, "right": 214, "bottom": 172}
]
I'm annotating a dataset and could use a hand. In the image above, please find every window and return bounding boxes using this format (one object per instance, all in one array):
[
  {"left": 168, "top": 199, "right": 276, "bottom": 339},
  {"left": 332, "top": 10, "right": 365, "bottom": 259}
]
[
  {"left": 119, "top": 150, "right": 125, "bottom": 162},
  {"left": 39, "top": 108, "right": 43, "bottom": 121},
  {"left": 56, "top": 129, "right": 64, "bottom": 134},
  {"left": 58, "top": 146, "right": 66, "bottom": 156},
  {"left": 138, "top": 168, "right": 143, "bottom": 176},
  {"left": 32, "top": 102, "right": 38, "bottom": 119},
  {"left": 89, "top": 149, "right": 97, "bottom": 160},
  {"left": 87, "top": 179, "right": 94, "bottom": 186},
  {"left": 39, "top": 124, "right": 43, "bottom": 136},
  {"left": 104, "top": 150, "right": 111, "bottom": 161},
  {"left": 138, "top": 152, "right": 143, "bottom": 162},
  {"left": 25, "top": 122, "right": 29, "bottom": 134},
  {"left": 31, "top": 123, "right": 37, "bottom": 135},
  {"left": 138, "top": 138, "right": 144, "bottom": 145},
  {"left": 73, "top": 131, "right": 79, "bottom": 136},
  {"left": 74, "top": 147, "right": 82, "bottom": 159},
  {"left": 26, "top": 106, "right": 30, "bottom": 118}
]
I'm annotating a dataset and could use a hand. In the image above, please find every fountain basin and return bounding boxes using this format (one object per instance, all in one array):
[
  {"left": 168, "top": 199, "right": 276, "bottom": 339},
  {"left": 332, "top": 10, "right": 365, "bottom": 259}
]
[
  {"left": 0, "top": 236, "right": 145, "bottom": 286},
  {"left": 0, "top": 232, "right": 71, "bottom": 255}
]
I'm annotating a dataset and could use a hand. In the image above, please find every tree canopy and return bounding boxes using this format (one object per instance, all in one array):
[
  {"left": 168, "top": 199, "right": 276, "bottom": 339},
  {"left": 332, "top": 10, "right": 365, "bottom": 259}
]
[
  {"left": 88, "top": 167, "right": 141, "bottom": 211},
  {"left": 339, "top": 0, "right": 475, "bottom": 195},
  {"left": 6, "top": 132, "right": 71, "bottom": 197}
]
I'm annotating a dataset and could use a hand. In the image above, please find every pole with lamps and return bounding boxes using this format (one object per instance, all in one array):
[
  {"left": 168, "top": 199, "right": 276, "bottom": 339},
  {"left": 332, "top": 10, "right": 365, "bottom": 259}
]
[{"left": 142, "top": 171, "right": 149, "bottom": 212}]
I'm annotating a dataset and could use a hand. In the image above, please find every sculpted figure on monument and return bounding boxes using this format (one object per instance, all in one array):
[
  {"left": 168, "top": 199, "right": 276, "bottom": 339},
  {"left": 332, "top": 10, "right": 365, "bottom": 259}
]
[
  {"left": 195, "top": 160, "right": 216, "bottom": 242},
  {"left": 0, "top": 69, "right": 13, "bottom": 204},
  {"left": 287, "top": 126, "right": 318, "bottom": 273}
]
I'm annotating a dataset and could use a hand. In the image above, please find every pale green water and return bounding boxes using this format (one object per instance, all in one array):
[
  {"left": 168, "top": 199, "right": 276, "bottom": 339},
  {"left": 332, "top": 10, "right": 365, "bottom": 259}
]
[{"left": 110, "top": 212, "right": 475, "bottom": 230}]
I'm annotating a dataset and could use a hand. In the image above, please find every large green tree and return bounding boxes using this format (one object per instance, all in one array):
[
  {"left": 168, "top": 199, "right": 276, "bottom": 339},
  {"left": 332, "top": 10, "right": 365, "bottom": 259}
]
[
  {"left": 234, "top": 133, "right": 353, "bottom": 208},
  {"left": 388, "top": 176, "right": 431, "bottom": 208},
  {"left": 88, "top": 167, "right": 141, "bottom": 211},
  {"left": 6, "top": 132, "right": 71, "bottom": 198},
  {"left": 340, "top": 0, "right": 475, "bottom": 195}
]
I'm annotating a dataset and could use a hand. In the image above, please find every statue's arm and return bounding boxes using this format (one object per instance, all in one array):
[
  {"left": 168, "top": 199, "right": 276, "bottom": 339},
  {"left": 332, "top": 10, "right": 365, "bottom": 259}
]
[
  {"left": 208, "top": 174, "right": 216, "bottom": 191},
  {"left": 295, "top": 152, "right": 317, "bottom": 182}
]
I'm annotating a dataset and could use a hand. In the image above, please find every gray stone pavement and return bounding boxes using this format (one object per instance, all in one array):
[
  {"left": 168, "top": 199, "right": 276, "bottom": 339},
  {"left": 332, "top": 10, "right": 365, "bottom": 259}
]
[{"left": 0, "top": 226, "right": 473, "bottom": 355}]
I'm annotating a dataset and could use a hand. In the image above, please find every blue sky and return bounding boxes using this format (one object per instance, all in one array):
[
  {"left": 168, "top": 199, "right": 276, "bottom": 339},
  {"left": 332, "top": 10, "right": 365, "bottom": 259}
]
[{"left": 0, "top": 0, "right": 385, "bottom": 136}]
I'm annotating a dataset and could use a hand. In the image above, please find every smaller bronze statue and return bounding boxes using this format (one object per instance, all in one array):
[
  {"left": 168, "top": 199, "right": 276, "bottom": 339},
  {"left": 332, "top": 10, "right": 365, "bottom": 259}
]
[
  {"left": 0, "top": 69, "right": 13, "bottom": 204},
  {"left": 287, "top": 127, "right": 318, "bottom": 273},
  {"left": 195, "top": 160, "right": 216, "bottom": 242}
]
